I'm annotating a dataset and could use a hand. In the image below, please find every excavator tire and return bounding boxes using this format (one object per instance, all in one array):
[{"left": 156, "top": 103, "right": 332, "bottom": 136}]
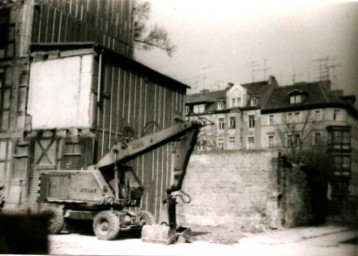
[
  {"left": 138, "top": 210, "right": 155, "bottom": 226},
  {"left": 41, "top": 207, "right": 64, "bottom": 234},
  {"left": 93, "top": 211, "right": 120, "bottom": 240}
]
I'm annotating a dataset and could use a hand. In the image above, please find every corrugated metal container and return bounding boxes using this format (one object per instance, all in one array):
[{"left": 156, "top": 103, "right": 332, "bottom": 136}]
[{"left": 27, "top": 43, "right": 188, "bottom": 221}]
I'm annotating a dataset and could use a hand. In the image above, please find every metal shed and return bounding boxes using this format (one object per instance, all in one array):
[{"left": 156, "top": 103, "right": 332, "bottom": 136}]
[{"left": 2, "top": 42, "right": 188, "bottom": 223}]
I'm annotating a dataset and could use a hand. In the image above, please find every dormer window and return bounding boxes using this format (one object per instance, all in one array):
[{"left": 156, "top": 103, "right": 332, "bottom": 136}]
[
  {"left": 288, "top": 89, "right": 306, "bottom": 104},
  {"left": 217, "top": 102, "right": 224, "bottom": 110},
  {"left": 193, "top": 104, "right": 205, "bottom": 114},
  {"left": 185, "top": 106, "right": 190, "bottom": 115},
  {"left": 290, "top": 95, "right": 302, "bottom": 104},
  {"left": 250, "top": 97, "right": 258, "bottom": 106}
]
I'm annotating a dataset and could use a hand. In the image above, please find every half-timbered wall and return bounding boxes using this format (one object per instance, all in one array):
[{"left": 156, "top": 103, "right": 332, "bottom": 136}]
[{"left": 32, "top": 0, "right": 134, "bottom": 57}]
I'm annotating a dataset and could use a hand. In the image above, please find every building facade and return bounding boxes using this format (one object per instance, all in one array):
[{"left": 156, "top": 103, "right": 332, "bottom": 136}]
[
  {"left": 186, "top": 76, "right": 278, "bottom": 151},
  {"left": 186, "top": 78, "right": 358, "bottom": 216}
]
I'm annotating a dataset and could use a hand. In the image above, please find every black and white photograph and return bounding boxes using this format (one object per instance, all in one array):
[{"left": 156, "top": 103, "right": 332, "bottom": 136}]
[{"left": 0, "top": 0, "right": 357, "bottom": 255}]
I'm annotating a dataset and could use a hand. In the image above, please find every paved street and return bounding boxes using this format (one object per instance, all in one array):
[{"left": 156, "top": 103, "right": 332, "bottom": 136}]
[{"left": 49, "top": 225, "right": 358, "bottom": 255}]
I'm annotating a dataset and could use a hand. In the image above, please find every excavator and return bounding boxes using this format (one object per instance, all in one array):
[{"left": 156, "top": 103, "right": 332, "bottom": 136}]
[{"left": 38, "top": 118, "right": 204, "bottom": 244}]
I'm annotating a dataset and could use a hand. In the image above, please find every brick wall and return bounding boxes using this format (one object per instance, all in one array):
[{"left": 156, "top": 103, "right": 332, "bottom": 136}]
[{"left": 177, "top": 150, "right": 312, "bottom": 230}]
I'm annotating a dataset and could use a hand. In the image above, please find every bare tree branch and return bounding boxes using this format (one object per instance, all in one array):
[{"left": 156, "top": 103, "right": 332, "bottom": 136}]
[{"left": 133, "top": 1, "right": 176, "bottom": 57}]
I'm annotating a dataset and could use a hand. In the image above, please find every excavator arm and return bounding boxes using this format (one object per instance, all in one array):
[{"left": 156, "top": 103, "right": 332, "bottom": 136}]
[
  {"left": 95, "top": 120, "right": 201, "bottom": 196},
  {"left": 96, "top": 120, "right": 201, "bottom": 170}
]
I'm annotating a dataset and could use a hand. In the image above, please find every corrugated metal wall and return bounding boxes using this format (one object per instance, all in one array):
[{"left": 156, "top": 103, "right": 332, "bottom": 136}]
[
  {"left": 95, "top": 51, "right": 186, "bottom": 221},
  {"left": 32, "top": 0, "right": 134, "bottom": 57}
]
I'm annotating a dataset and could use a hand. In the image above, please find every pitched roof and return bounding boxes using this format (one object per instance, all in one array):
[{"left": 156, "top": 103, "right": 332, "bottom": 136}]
[
  {"left": 30, "top": 42, "right": 190, "bottom": 90},
  {"left": 186, "top": 90, "right": 226, "bottom": 104},
  {"left": 261, "top": 81, "right": 351, "bottom": 113},
  {"left": 241, "top": 80, "right": 271, "bottom": 95}
]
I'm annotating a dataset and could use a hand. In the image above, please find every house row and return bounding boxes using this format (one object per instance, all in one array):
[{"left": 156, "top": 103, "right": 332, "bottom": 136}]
[{"left": 186, "top": 76, "right": 358, "bottom": 213}]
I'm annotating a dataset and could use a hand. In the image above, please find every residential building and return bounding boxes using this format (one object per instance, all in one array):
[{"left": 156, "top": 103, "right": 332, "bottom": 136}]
[
  {"left": 261, "top": 81, "right": 358, "bottom": 213},
  {"left": 186, "top": 76, "right": 278, "bottom": 150},
  {"left": 186, "top": 79, "right": 358, "bottom": 216}
]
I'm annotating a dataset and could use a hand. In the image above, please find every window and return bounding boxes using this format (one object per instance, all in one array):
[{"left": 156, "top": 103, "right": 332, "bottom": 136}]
[
  {"left": 286, "top": 133, "right": 301, "bottom": 147},
  {"left": 268, "top": 135, "right": 274, "bottom": 147},
  {"left": 228, "top": 137, "right": 236, "bottom": 149},
  {"left": 217, "top": 102, "right": 224, "bottom": 110},
  {"left": 313, "top": 132, "right": 321, "bottom": 146},
  {"left": 333, "top": 109, "right": 340, "bottom": 120},
  {"left": 294, "top": 134, "right": 301, "bottom": 146},
  {"left": 331, "top": 181, "right": 349, "bottom": 198},
  {"left": 287, "top": 112, "right": 293, "bottom": 123},
  {"left": 315, "top": 110, "right": 321, "bottom": 121},
  {"left": 287, "top": 112, "right": 300, "bottom": 123},
  {"left": 269, "top": 115, "right": 274, "bottom": 125},
  {"left": 231, "top": 98, "right": 236, "bottom": 107},
  {"left": 217, "top": 139, "right": 224, "bottom": 150},
  {"left": 0, "top": 68, "right": 11, "bottom": 131},
  {"left": 248, "top": 115, "right": 255, "bottom": 128},
  {"left": 229, "top": 117, "right": 236, "bottom": 129},
  {"left": 185, "top": 106, "right": 190, "bottom": 115},
  {"left": 334, "top": 155, "right": 351, "bottom": 170},
  {"left": 250, "top": 97, "right": 258, "bottom": 106},
  {"left": 193, "top": 104, "right": 205, "bottom": 114},
  {"left": 328, "top": 127, "right": 351, "bottom": 150},
  {"left": 286, "top": 134, "right": 292, "bottom": 147},
  {"left": 237, "top": 97, "right": 241, "bottom": 107},
  {"left": 294, "top": 112, "right": 300, "bottom": 122},
  {"left": 290, "top": 95, "right": 302, "bottom": 104},
  {"left": 0, "top": 9, "right": 13, "bottom": 60},
  {"left": 218, "top": 118, "right": 225, "bottom": 130},
  {"left": 248, "top": 137, "right": 255, "bottom": 149}
]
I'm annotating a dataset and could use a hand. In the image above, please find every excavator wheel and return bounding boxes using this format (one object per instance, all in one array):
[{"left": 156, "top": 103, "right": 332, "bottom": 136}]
[
  {"left": 138, "top": 210, "right": 155, "bottom": 226},
  {"left": 41, "top": 207, "right": 64, "bottom": 234},
  {"left": 93, "top": 211, "right": 120, "bottom": 240}
]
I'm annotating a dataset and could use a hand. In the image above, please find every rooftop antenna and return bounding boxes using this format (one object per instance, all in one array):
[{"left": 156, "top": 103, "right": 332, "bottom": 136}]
[
  {"left": 184, "top": 75, "right": 201, "bottom": 93},
  {"left": 262, "top": 58, "right": 271, "bottom": 80},
  {"left": 200, "top": 65, "right": 211, "bottom": 92},
  {"left": 313, "top": 56, "right": 330, "bottom": 81},
  {"left": 245, "top": 61, "right": 260, "bottom": 82},
  {"left": 291, "top": 65, "right": 303, "bottom": 84},
  {"left": 325, "top": 58, "right": 340, "bottom": 87}
]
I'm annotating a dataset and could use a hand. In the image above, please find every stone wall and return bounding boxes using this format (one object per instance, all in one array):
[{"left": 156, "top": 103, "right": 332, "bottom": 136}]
[{"left": 177, "top": 150, "right": 312, "bottom": 230}]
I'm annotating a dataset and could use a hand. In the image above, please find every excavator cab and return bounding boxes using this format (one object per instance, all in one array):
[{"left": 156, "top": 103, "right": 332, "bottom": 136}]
[{"left": 100, "top": 164, "right": 143, "bottom": 207}]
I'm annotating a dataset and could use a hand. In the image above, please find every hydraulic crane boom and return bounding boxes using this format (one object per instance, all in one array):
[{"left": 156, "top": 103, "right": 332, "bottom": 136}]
[
  {"left": 95, "top": 120, "right": 201, "bottom": 195},
  {"left": 97, "top": 120, "right": 201, "bottom": 169}
]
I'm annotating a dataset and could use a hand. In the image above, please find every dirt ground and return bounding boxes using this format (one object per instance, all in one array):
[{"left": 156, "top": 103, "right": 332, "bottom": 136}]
[
  {"left": 48, "top": 225, "right": 358, "bottom": 256},
  {"left": 66, "top": 221, "right": 246, "bottom": 244},
  {"left": 190, "top": 224, "right": 246, "bottom": 244}
]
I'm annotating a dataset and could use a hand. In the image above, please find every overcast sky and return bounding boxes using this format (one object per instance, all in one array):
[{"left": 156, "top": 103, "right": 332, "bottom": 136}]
[{"left": 135, "top": 0, "right": 358, "bottom": 103}]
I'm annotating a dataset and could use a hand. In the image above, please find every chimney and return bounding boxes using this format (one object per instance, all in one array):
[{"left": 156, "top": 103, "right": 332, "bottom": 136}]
[
  {"left": 226, "top": 82, "right": 234, "bottom": 90},
  {"left": 332, "top": 90, "right": 343, "bottom": 97},
  {"left": 268, "top": 75, "right": 278, "bottom": 87}
]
